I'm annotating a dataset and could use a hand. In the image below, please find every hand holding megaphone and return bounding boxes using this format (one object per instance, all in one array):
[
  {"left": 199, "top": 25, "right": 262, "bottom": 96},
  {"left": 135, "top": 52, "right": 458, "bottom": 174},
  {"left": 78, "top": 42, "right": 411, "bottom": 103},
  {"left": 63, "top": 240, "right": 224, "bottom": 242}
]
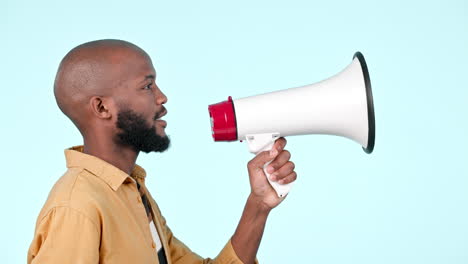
[
  {"left": 247, "top": 137, "right": 296, "bottom": 208},
  {"left": 245, "top": 133, "right": 294, "bottom": 198},
  {"left": 208, "top": 52, "right": 376, "bottom": 198}
]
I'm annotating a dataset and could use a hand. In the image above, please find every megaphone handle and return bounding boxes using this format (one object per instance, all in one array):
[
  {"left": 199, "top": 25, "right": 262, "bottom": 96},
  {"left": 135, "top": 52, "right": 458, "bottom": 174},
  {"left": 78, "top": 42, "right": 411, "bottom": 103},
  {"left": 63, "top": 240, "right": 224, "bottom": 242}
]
[
  {"left": 247, "top": 134, "right": 293, "bottom": 198},
  {"left": 260, "top": 149, "right": 294, "bottom": 198}
]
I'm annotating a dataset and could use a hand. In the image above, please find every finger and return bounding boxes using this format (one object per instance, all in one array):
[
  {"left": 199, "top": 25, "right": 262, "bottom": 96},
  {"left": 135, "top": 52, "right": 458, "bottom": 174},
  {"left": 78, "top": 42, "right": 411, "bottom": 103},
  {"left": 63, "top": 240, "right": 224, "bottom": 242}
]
[
  {"left": 269, "top": 161, "right": 295, "bottom": 181},
  {"left": 266, "top": 150, "right": 291, "bottom": 173},
  {"left": 277, "top": 171, "right": 297, "bottom": 185},
  {"left": 248, "top": 149, "right": 278, "bottom": 171},
  {"left": 272, "top": 137, "right": 287, "bottom": 154}
]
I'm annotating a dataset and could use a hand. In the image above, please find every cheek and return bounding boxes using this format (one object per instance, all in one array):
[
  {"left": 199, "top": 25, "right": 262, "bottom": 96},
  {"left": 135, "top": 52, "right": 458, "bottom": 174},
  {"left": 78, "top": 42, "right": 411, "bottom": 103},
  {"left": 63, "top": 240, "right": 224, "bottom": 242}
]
[{"left": 128, "top": 95, "right": 154, "bottom": 113}]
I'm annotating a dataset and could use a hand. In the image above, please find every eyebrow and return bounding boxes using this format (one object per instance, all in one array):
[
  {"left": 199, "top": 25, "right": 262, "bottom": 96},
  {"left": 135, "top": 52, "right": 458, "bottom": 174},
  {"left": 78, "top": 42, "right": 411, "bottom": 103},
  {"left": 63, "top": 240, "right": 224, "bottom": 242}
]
[
  {"left": 144, "top": 74, "right": 155, "bottom": 81},
  {"left": 137, "top": 74, "right": 156, "bottom": 86}
]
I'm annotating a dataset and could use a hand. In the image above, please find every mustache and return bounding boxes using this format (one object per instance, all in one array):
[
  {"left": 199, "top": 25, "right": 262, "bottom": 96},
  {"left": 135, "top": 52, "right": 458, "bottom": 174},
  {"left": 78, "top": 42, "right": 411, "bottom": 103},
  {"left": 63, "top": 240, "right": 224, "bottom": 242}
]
[{"left": 153, "top": 107, "right": 167, "bottom": 121}]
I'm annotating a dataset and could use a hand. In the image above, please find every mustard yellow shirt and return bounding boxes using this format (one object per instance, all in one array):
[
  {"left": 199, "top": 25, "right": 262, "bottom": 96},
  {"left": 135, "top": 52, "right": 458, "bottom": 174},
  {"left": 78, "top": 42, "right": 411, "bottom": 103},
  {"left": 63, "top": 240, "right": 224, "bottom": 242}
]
[{"left": 28, "top": 146, "right": 255, "bottom": 264}]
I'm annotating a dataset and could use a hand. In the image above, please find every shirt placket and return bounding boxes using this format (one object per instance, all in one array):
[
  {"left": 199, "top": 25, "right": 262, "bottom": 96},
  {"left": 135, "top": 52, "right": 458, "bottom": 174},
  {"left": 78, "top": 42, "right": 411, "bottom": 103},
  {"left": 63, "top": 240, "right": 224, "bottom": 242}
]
[
  {"left": 127, "top": 179, "right": 158, "bottom": 254},
  {"left": 139, "top": 181, "right": 173, "bottom": 264}
]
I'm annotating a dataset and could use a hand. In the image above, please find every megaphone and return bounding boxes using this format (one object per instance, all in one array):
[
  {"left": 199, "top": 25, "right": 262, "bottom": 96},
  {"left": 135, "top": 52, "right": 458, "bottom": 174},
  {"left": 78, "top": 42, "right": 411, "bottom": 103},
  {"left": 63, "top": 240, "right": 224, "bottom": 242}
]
[{"left": 208, "top": 51, "right": 375, "bottom": 198}]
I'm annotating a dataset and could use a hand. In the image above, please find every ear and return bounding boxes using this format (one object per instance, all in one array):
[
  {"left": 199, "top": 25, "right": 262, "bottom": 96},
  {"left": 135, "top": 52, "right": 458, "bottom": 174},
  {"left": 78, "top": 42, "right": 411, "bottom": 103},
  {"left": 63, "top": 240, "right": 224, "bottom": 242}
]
[{"left": 89, "top": 96, "right": 113, "bottom": 119}]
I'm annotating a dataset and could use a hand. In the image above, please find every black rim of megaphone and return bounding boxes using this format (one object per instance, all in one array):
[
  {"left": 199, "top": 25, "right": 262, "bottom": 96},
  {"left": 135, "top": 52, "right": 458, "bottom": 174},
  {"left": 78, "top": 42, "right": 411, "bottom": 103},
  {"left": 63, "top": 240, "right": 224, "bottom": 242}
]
[{"left": 353, "top": 52, "right": 375, "bottom": 154}]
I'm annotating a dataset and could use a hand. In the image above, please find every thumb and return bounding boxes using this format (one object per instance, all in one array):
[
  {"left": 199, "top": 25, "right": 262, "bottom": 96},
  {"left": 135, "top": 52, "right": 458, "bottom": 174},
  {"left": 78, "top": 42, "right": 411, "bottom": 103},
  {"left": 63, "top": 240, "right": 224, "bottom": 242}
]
[{"left": 249, "top": 147, "right": 278, "bottom": 170}]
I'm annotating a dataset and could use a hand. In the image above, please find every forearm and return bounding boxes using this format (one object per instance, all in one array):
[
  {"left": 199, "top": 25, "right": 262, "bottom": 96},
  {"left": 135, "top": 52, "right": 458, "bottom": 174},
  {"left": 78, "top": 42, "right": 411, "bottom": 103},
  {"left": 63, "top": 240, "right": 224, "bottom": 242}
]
[{"left": 231, "top": 193, "right": 271, "bottom": 264}]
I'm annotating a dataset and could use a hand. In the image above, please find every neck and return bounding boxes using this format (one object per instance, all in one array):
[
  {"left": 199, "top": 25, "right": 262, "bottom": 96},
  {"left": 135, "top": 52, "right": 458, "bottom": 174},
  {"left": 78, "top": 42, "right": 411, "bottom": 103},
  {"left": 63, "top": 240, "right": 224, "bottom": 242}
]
[{"left": 82, "top": 133, "right": 139, "bottom": 175}]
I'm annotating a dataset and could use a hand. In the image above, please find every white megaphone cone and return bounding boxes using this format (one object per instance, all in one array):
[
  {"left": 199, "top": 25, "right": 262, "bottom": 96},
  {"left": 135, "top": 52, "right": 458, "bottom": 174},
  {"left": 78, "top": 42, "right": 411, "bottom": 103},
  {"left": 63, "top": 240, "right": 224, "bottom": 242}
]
[{"left": 208, "top": 52, "right": 375, "bottom": 198}]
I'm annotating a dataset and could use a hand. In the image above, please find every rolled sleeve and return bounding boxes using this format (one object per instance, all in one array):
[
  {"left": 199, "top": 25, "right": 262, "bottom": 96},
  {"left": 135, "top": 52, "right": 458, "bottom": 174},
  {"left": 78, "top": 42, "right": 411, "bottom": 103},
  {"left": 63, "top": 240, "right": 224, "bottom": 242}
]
[
  {"left": 215, "top": 239, "right": 259, "bottom": 264},
  {"left": 160, "top": 214, "right": 259, "bottom": 264},
  {"left": 27, "top": 206, "right": 100, "bottom": 264}
]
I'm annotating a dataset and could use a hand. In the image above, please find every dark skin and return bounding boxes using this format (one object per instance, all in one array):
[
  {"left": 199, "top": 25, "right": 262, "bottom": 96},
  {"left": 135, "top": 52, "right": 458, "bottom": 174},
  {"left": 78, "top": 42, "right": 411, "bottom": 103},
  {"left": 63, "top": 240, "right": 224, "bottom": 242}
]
[{"left": 54, "top": 40, "right": 297, "bottom": 264}]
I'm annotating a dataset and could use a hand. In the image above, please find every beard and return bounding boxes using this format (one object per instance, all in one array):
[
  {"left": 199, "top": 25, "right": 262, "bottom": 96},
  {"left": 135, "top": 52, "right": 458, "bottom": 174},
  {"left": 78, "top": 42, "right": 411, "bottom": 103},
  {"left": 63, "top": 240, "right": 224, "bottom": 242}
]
[{"left": 115, "top": 108, "right": 170, "bottom": 153}]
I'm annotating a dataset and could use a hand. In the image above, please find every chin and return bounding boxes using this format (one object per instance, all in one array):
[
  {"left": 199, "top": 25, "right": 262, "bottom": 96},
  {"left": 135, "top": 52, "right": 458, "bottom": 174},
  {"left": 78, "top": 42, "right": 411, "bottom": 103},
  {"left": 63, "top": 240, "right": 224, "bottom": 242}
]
[{"left": 156, "top": 129, "right": 166, "bottom": 137}]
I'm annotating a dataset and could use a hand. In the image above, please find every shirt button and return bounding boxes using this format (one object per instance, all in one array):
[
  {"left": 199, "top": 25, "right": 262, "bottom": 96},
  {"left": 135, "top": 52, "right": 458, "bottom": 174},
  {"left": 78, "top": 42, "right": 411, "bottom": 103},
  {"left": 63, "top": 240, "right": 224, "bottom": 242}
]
[
  {"left": 152, "top": 241, "right": 156, "bottom": 248},
  {"left": 137, "top": 196, "right": 142, "bottom": 203}
]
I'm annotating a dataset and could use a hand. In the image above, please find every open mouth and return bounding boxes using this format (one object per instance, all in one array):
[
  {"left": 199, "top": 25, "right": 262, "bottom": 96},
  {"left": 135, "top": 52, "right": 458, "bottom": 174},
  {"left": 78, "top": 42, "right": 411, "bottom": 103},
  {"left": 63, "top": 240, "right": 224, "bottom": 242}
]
[
  {"left": 154, "top": 109, "right": 168, "bottom": 128},
  {"left": 154, "top": 109, "right": 167, "bottom": 120}
]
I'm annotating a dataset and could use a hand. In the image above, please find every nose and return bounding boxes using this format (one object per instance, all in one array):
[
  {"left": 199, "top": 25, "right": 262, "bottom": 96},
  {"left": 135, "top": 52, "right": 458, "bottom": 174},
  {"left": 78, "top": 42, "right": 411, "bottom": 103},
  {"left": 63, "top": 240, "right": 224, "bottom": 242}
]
[{"left": 155, "top": 86, "right": 168, "bottom": 105}]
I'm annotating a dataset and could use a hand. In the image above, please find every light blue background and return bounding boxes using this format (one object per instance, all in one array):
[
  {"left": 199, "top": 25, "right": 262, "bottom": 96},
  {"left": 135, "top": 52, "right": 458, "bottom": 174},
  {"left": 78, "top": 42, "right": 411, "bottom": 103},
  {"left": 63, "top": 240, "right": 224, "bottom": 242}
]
[{"left": 2, "top": 0, "right": 467, "bottom": 263}]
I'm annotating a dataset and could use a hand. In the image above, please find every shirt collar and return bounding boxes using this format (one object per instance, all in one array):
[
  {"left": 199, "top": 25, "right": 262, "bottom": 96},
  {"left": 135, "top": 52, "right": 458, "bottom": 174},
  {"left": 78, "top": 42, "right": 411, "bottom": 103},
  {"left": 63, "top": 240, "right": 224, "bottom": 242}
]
[{"left": 65, "top": 145, "right": 147, "bottom": 191}]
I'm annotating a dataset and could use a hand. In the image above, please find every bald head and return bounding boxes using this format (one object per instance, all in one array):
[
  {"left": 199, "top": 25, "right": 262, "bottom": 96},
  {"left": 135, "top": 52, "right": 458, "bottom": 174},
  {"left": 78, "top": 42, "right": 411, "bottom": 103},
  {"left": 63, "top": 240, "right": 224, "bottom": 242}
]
[{"left": 54, "top": 39, "right": 151, "bottom": 133}]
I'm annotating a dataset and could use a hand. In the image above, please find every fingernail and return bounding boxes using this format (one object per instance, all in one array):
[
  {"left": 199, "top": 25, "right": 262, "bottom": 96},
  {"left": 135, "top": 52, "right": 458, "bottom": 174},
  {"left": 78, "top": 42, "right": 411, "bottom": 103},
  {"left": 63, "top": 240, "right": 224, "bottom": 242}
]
[
  {"left": 270, "top": 174, "right": 277, "bottom": 181},
  {"left": 270, "top": 149, "right": 277, "bottom": 157},
  {"left": 278, "top": 179, "right": 284, "bottom": 184},
  {"left": 267, "top": 166, "right": 274, "bottom": 173}
]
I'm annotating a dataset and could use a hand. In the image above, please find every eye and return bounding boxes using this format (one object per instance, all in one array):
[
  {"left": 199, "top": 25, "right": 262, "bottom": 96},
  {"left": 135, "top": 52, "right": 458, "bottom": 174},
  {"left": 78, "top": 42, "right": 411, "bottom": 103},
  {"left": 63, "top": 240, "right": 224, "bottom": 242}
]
[{"left": 144, "top": 83, "right": 153, "bottom": 90}]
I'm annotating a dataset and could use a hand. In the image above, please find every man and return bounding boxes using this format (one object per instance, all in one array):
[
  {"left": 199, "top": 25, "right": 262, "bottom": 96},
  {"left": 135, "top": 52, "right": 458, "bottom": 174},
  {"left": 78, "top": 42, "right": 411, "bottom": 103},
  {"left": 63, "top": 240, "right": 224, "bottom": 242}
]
[{"left": 27, "top": 39, "right": 298, "bottom": 264}]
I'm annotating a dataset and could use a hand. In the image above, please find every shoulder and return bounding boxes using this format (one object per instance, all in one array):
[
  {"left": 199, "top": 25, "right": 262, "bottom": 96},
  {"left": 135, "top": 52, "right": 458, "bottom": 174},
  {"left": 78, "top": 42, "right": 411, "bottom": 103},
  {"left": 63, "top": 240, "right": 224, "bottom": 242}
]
[{"left": 35, "top": 168, "right": 108, "bottom": 228}]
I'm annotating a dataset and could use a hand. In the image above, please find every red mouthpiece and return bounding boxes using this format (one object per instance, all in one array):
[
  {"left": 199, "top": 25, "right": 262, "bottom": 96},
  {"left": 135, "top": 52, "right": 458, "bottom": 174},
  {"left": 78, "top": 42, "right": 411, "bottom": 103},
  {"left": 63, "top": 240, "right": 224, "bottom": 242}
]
[{"left": 208, "top": 96, "right": 238, "bottom": 141}]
